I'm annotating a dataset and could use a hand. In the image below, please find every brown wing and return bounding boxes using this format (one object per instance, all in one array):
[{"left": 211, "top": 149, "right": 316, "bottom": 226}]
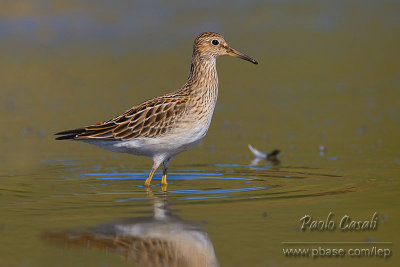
[{"left": 55, "top": 96, "right": 187, "bottom": 141}]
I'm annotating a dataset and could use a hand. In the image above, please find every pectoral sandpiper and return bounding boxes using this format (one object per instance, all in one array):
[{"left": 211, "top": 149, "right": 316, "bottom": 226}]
[{"left": 55, "top": 32, "right": 258, "bottom": 187}]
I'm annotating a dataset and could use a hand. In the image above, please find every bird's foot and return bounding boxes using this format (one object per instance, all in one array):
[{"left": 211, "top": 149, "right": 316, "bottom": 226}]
[
  {"left": 145, "top": 186, "right": 153, "bottom": 196},
  {"left": 161, "top": 184, "right": 168, "bottom": 192}
]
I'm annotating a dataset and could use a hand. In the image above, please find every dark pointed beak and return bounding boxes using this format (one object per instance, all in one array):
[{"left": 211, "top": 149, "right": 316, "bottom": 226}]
[{"left": 227, "top": 47, "right": 258, "bottom": 65}]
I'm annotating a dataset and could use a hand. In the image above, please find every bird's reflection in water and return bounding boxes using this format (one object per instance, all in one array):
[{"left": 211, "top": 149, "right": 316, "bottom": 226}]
[{"left": 44, "top": 196, "right": 219, "bottom": 267}]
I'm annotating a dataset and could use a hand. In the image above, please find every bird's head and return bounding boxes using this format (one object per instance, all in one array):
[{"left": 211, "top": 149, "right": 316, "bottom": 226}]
[{"left": 193, "top": 32, "right": 258, "bottom": 65}]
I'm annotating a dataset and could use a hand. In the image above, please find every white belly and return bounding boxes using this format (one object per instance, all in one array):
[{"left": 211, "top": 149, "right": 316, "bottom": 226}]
[{"left": 85, "top": 116, "right": 211, "bottom": 159}]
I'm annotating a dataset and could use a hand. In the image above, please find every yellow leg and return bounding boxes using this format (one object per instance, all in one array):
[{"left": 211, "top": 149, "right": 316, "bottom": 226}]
[
  {"left": 161, "top": 173, "right": 168, "bottom": 185},
  {"left": 161, "top": 164, "right": 168, "bottom": 192},
  {"left": 145, "top": 186, "right": 154, "bottom": 196},
  {"left": 144, "top": 168, "right": 156, "bottom": 187},
  {"left": 161, "top": 184, "right": 167, "bottom": 192},
  {"left": 161, "top": 159, "right": 170, "bottom": 186}
]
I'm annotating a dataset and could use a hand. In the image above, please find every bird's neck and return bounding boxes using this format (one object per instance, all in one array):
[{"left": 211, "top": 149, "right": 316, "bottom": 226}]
[{"left": 185, "top": 53, "right": 218, "bottom": 96}]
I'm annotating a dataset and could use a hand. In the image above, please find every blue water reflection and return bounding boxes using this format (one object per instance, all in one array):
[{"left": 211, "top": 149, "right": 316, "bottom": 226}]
[
  {"left": 169, "top": 187, "right": 266, "bottom": 194},
  {"left": 81, "top": 170, "right": 268, "bottom": 203},
  {"left": 83, "top": 172, "right": 254, "bottom": 181}
]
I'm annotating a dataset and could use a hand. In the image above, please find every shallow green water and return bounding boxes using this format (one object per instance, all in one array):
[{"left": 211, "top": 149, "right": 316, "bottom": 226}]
[{"left": 1, "top": 1, "right": 400, "bottom": 266}]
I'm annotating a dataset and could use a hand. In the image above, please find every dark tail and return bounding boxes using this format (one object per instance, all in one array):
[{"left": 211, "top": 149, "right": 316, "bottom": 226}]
[
  {"left": 55, "top": 128, "right": 85, "bottom": 140},
  {"left": 267, "top": 149, "right": 280, "bottom": 162}
]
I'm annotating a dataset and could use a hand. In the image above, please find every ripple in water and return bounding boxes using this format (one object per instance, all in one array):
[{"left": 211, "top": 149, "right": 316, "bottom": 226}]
[{"left": 65, "top": 163, "right": 358, "bottom": 204}]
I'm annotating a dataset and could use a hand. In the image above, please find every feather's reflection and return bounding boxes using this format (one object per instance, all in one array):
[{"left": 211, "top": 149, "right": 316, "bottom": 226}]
[
  {"left": 248, "top": 144, "right": 281, "bottom": 166},
  {"left": 44, "top": 196, "right": 219, "bottom": 267}
]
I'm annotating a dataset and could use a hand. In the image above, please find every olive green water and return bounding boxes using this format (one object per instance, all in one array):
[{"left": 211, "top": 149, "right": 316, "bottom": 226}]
[{"left": 1, "top": 1, "right": 400, "bottom": 266}]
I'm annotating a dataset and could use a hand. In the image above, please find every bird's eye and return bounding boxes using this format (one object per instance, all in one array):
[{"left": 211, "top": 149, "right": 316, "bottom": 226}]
[{"left": 211, "top": 39, "right": 219, "bottom": 46}]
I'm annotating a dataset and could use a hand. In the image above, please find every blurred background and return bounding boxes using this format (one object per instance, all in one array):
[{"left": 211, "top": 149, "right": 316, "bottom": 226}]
[
  {"left": 1, "top": 1, "right": 399, "bottom": 266},
  {"left": 1, "top": 0, "right": 399, "bottom": 171}
]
